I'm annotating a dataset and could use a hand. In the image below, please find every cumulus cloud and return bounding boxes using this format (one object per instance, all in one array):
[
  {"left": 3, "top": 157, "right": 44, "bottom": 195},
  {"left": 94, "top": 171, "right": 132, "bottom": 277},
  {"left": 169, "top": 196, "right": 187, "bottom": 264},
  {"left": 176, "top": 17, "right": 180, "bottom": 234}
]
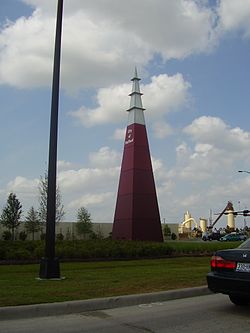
[
  {"left": 58, "top": 167, "right": 119, "bottom": 193},
  {"left": 1, "top": 1, "right": 250, "bottom": 92},
  {"left": 184, "top": 116, "right": 250, "bottom": 152},
  {"left": 113, "top": 128, "right": 126, "bottom": 141},
  {"left": 0, "top": 176, "right": 39, "bottom": 215},
  {"left": 154, "top": 116, "right": 250, "bottom": 224},
  {"left": 70, "top": 73, "right": 191, "bottom": 127},
  {"left": 69, "top": 83, "right": 130, "bottom": 127},
  {"left": 6, "top": 176, "right": 39, "bottom": 197},
  {"left": 0, "top": 0, "right": 218, "bottom": 90},
  {"left": 152, "top": 121, "right": 174, "bottom": 139},
  {"left": 57, "top": 160, "right": 77, "bottom": 171},
  {"left": 166, "top": 115, "right": 250, "bottom": 185},
  {"left": 0, "top": 10, "right": 54, "bottom": 88},
  {"left": 89, "top": 146, "right": 121, "bottom": 168},
  {"left": 218, "top": 0, "right": 250, "bottom": 37},
  {"left": 0, "top": 150, "right": 121, "bottom": 220},
  {"left": 68, "top": 192, "right": 114, "bottom": 210}
]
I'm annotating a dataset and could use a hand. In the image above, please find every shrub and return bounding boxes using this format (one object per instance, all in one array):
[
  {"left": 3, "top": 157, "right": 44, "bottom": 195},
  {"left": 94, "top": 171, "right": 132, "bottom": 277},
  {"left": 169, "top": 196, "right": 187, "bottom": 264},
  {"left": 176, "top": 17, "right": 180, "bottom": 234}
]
[
  {"left": 33, "top": 245, "right": 45, "bottom": 259},
  {"left": 0, "top": 247, "right": 7, "bottom": 259},
  {"left": 171, "top": 233, "right": 177, "bottom": 240},
  {"left": 2, "top": 230, "right": 12, "bottom": 241},
  {"left": 19, "top": 231, "right": 27, "bottom": 241},
  {"left": 0, "top": 239, "right": 242, "bottom": 261},
  {"left": 40, "top": 233, "right": 46, "bottom": 240},
  {"left": 56, "top": 233, "right": 64, "bottom": 241},
  {"left": 6, "top": 249, "right": 31, "bottom": 260}
]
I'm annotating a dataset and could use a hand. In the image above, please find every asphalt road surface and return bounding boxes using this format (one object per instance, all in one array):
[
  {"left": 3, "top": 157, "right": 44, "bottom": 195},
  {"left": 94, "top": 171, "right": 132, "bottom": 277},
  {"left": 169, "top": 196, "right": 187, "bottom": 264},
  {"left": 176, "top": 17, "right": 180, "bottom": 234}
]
[{"left": 1, "top": 293, "right": 250, "bottom": 333}]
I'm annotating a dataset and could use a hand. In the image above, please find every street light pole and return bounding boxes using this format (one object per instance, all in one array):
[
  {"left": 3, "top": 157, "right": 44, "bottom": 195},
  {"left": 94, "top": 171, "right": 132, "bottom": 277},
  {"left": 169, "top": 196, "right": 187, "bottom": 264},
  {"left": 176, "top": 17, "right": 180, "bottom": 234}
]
[
  {"left": 39, "top": 0, "right": 64, "bottom": 279},
  {"left": 238, "top": 170, "right": 250, "bottom": 174}
]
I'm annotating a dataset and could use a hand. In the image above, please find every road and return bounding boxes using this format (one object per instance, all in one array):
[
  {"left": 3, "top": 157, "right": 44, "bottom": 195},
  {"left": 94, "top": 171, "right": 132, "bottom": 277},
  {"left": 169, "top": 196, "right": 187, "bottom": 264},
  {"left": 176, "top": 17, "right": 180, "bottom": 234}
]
[{"left": 1, "top": 293, "right": 250, "bottom": 333}]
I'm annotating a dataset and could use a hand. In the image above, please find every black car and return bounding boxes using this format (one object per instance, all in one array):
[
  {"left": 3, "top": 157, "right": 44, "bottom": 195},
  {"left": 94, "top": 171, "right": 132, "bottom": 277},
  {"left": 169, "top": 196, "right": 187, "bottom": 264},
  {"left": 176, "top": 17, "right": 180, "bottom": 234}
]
[
  {"left": 202, "top": 232, "right": 222, "bottom": 241},
  {"left": 207, "top": 238, "right": 250, "bottom": 305}
]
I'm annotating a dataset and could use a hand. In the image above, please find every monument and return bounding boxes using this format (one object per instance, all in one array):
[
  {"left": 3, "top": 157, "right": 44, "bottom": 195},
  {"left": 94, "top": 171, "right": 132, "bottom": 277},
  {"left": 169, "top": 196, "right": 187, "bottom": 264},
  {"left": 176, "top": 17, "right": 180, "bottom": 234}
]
[{"left": 112, "top": 69, "right": 163, "bottom": 242}]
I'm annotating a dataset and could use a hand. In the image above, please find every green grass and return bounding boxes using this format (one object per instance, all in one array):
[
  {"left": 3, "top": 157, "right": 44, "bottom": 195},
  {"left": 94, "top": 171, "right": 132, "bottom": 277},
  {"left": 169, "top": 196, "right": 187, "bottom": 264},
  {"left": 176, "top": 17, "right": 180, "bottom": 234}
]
[{"left": 0, "top": 257, "right": 211, "bottom": 307}]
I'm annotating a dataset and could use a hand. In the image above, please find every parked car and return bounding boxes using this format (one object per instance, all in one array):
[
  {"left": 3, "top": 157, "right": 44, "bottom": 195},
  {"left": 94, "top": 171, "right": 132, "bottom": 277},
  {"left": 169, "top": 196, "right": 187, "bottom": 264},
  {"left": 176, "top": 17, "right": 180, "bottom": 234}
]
[
  {"left": 207, "top": 238, "right": 250, "bottom": 305},
  {"left": 219, "top": 233, "right": 247, "bottom": 242},
  {"left": 202, "top": 231, "right": 223, "bottom": 241}
]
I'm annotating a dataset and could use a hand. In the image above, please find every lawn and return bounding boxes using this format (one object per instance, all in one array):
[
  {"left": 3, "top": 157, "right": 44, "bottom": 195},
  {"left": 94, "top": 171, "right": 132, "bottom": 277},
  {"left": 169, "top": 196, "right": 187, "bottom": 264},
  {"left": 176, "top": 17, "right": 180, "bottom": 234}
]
[{"left": 0, "top": 257, "right": 211, "bottom": 307}]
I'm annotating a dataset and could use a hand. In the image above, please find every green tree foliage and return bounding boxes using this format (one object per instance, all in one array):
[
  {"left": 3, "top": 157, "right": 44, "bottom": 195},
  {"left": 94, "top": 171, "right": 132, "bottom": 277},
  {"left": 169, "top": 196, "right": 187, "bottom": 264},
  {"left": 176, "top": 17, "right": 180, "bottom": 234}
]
[
  {"left": 76, "top": 207, "right": 93, "bottom": 239},
  {"left": 38, "top": 172, "right": 65, "bottom": 224},
  {"left": 163, "top": 224, "right": 171, "bottom": 239},
  {"left": 19, "top": 231, "right": 27, "bottom": 241},
  {"left": 2, "top": 230, "right": 12, "bottom": 241},
  {"left": 25, "top": 206, "right": 42, "bottom": 240},
  {"left": 0, "top": 193, "right": 22, "bottom": 240}
]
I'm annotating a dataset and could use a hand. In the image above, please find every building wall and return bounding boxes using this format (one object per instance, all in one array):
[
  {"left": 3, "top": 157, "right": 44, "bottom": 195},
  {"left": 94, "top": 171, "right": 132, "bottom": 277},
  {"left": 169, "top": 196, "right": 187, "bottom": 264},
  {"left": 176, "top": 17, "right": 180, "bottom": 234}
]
[{"left": 0, "top": 222, "right": 178, "bottom": 241}]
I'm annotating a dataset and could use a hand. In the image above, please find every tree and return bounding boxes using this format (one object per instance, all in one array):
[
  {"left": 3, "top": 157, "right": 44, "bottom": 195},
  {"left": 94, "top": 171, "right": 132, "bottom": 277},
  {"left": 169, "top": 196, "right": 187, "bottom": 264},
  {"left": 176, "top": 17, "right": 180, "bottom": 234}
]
[
  {"left": 0, "top": 193, "right": 22, "bottom": 240},
  {"left": 163, "top": 224, "right": 171, "bottom": 240},
  {"left": 76, "top": 207, "right": 93, "bottom": 239},
  {"left": 25, "top": 206, "right": 42, "bottom": 240},
  {"left": 38, "top": 172, "right": 65, "bottom": 224}
]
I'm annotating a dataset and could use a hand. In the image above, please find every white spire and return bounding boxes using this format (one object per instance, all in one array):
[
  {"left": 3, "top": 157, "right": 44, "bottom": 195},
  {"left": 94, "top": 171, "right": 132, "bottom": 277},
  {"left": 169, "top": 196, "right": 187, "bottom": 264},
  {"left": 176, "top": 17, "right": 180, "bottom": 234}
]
[{"left": 127, "top": 68, "right": 145, "bottom": 125}]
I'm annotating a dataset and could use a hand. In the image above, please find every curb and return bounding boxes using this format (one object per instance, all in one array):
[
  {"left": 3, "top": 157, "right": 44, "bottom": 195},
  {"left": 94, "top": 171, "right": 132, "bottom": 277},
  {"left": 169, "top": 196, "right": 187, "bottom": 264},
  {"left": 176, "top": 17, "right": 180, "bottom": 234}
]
[{"left": 0, "top": 286, "right": 212, "bottom": 320}]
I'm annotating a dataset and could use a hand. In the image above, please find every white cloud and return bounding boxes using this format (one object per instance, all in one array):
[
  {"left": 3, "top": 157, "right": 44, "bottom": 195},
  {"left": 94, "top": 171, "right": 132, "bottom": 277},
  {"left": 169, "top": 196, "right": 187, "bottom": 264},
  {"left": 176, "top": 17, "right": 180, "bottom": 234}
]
[
  {"left": 57, "top": 160, "right": 77, "bottom": 171},
  {"left": 0, "top": 156, "right": 120, "bottom": 221},
  {"left": 0, "top": 1, "right": 217, "bottom": 90},
  {"left": 58, "top": 167, "right": 119, "bottom": 193},
  {"left": 152, "top": 121, "right": 174, "bottom": 139},
  {"left": 0, "top": 176, "right": 39, "bottom": 215},
  {"left": 184, "top": 116, "right": 250, "bottom": 152},
  {"left": 113, "top": 128, "right": 126, "bottom": 141},
  {"left": 6, "top": 176, "right": 39, "bottom": 197},
  {"left": 218, "top": 0, "right": 250, "bottom": 37},
  {"left": 164, "top": 116, "right": 250, "bottom": 190},
  {"left": 89, "top": 147, "right": 121, "bottom": 168},
  {"left": 70, "top": 73, "right": 191, "bottom": 127},
  {"left": 68, "top": 192, "right": 114, "bottom": 210},
  {"left": 1, "top": 1, "right": 250, "bottom": 92},
  {"left": 0, "top": 10, "right": 54, "bottom": 88},
  {"left": 176, "top": 142, "right": 191, "bottom": 162},
  {"left": 144, "top": 74, "right": 192, "bottom": 118},
  {"left": 69, "top": 83, "right": 130, "bottom": 127}
]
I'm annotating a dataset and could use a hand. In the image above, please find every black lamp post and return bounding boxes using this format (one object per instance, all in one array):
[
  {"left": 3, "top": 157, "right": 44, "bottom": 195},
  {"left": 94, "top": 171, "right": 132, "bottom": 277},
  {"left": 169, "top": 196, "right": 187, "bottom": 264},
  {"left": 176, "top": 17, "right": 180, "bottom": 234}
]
[{"left": 39, "top": 0, "right": 64, "bottom": 279}]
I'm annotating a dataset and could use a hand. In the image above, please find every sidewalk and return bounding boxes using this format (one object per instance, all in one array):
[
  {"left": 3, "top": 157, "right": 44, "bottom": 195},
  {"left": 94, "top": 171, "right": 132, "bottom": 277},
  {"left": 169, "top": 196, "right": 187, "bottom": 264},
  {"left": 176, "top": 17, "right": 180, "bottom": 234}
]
[{"left": 0, "top": 286, "right": 211, "bottom": 320}]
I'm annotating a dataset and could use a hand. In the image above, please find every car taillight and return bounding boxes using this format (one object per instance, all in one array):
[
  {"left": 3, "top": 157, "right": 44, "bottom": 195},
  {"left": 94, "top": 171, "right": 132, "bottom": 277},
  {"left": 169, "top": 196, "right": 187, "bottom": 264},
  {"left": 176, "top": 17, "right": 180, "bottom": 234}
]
[{"left": 211, "top": 255, "right": 236, "bottom": 270}]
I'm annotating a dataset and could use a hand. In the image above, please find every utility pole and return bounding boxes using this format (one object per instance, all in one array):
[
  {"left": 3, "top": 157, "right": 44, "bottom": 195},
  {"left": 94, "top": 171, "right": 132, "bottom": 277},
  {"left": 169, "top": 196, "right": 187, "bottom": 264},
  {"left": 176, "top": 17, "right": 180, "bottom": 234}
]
[{"left": 39, "top": 0, "right": 64, "bottom": 279}]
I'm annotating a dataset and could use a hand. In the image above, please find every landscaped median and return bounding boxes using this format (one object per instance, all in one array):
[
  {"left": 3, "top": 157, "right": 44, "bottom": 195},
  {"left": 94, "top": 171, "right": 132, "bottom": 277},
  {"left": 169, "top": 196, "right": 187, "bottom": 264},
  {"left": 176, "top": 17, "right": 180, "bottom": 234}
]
[
  {"left": 0, "top": 239, "right": 241, "bottom": 307},
  {"left": 0, "top": 239, "right": 241, "bottom": 262}
]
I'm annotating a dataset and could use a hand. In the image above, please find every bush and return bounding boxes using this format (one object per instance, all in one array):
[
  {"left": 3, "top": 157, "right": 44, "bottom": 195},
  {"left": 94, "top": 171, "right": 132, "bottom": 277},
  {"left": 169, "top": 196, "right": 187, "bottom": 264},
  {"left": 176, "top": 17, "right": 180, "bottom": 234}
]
[
  {"left": 0, "top": 247, "right": 7, "bottom": 259},
  {"left": 6, "top": 249, "right": 31, "bottom": 260},
  {"left": 2, "top": 230, "right": 12, "bottom": 241},
  {"left": 56, "top": 233, "right": 64, "bottom": 241},
  {"left": 171, "top": 233, "right": 177, "bottom": 240},
  {"left": 19, "top": 231, "right": 27, "bottom": 241},
  {"left": 0, "top": 239, "right": 242, "bottom": 261},
  {"left": 40, "top": 233, "right": 46, "bottom": 240},
  {"left": 33, "top": 245, "right": 45, "bottom": 259}
]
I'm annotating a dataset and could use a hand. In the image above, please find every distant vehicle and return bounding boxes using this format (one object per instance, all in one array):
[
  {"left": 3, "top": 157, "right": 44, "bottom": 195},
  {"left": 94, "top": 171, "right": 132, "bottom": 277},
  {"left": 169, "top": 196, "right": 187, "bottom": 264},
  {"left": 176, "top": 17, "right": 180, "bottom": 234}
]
[
  {"left": 202, "top": 232, "right": 223, "bottom": 241},
  {"left": 219, "top": 233, "right": 247, "bottom": 242},
  {"left": 207, "top": 238, "right": 250, "bottom": 305}
]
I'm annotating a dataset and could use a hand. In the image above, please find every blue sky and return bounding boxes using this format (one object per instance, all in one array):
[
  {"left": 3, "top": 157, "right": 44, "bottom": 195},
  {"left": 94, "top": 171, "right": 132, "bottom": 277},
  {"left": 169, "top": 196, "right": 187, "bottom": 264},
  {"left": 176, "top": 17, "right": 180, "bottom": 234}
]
[{"left": 0, "top": 0, "right": 250, "bottom": 229}]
